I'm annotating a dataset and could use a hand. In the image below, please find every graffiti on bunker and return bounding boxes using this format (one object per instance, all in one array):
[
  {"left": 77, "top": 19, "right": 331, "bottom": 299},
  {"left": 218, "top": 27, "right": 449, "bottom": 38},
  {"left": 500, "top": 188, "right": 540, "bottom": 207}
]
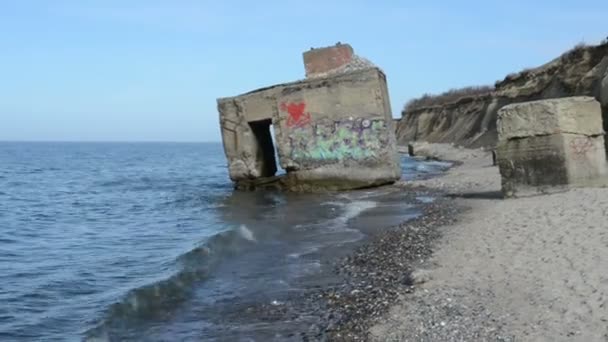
[{"left": 288, "top": 118, "right": 387, "bottom": 162}]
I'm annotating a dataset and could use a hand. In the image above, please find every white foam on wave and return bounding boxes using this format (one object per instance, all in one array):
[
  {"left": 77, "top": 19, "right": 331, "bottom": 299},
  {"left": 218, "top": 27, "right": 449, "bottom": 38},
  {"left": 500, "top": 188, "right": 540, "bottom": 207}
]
[
  {"left": 320, "top": 200, "right": 344, "bottom": 207},
  {"left": 237, "top": 224, "right": 256, "bottom": 242},
  {"left": 288, "top": 260, "right": 322, "bottom": 277},
  {"left": 416, "top": 196, "right": 435, "bottom": 203},
  {"left": 334, "top": 190, "right": 381, "bottom": 201},
  {"left": 325, "top": 200, "right": 377, "bottom": 245},
  {"left": 287, "top": 245, "right": 320, "bottom": 258},
  {"left": 288, "top": 200, "right": 376, "bottom": 260},
  {"left": 337, "top": 200, "right": 378, "bottom": 224}
]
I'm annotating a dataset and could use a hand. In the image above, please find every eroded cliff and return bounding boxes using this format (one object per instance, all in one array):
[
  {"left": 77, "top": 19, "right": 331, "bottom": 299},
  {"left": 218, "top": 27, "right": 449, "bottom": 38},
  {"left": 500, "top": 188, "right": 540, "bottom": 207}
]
[{"left": 397, "top": 42, "right": 608, "bottom": 148}]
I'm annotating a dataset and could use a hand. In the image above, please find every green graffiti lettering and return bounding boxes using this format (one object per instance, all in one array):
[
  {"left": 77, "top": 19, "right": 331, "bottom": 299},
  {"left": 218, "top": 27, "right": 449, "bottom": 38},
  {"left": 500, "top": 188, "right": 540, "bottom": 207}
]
[{"left": 288, "top": 118, "right": 387, "bottom": 163}]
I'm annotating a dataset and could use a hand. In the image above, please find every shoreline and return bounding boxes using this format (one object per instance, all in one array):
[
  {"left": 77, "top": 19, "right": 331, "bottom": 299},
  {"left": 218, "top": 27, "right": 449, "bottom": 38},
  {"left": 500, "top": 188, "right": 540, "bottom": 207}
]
[
  {"left": 319, "top": 191, "right": 462, "bottom": 340},
  {"left": 368, "top": 144, "right": 608, "bottom": 341},
  {"left": 311, "top": 146, "right": 471, "bottom": 340},
  {"left": 216, "top": 143, "right": 606, "bottom": 341},
  {"left": 221, "top": 164, "right": 457, "bottom": 341},
  {"left": 266, "top": 148, "right": 463, "bottom": 340},
  {"left": 313, "top": 142, "right": 608, "bottom": 341},
  {"left": 83, "top": 154, "right": 452, "bottom": 341}
]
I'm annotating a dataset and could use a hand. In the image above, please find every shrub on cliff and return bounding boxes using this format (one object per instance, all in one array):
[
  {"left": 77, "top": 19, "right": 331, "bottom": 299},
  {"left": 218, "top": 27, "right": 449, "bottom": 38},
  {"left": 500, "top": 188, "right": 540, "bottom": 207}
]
[
  {"left": 403, "top": 85, "right": 494, "bottom": 114},
  {"left": 496, "top": 40, "right": 595, "bottom": 88}
]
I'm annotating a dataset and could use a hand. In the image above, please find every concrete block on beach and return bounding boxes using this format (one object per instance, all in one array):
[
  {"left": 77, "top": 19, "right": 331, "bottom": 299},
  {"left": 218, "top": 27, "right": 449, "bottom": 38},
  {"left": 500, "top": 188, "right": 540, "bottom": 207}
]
[
  {"left": 496, "top": 96, "right": 607, "bottom": 197},
  {"left": 217, "top": 43, "right": 401, "bottom": 191}
]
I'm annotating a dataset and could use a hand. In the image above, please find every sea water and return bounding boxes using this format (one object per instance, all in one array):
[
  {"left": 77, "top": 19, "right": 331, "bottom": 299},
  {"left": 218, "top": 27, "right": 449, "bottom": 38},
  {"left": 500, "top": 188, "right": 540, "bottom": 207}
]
[{"left": 0, "top": 142, "right": 450, "bottom": 341}]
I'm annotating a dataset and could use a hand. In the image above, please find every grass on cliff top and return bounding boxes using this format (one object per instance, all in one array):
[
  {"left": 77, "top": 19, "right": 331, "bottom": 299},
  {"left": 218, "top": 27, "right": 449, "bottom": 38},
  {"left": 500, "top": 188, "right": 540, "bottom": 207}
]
[
  {"left": 497, "top": 39, "right": 608, "bottom": 86},
  {"left": 402, "top": 85, "right": 494, "bottom": 114},
  {"left": 403, "top": 38, "right": 608, "bottom": 115}
]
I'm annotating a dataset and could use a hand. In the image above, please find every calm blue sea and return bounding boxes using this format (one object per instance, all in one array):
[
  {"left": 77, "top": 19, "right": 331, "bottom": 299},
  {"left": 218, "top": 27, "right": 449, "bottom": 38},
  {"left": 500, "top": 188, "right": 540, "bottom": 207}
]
[{"left": 0, "top": 142, "right": 450, "bottom": 341}]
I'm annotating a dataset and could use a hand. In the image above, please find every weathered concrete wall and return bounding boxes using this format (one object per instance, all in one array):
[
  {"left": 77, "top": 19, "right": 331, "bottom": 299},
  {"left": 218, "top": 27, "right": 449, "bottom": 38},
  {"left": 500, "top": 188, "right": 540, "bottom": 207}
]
[
  {"left": 218, "top": 86, "right": 283, "bottom": 181},
  {"left": 496, "top": 97, "right": 607, "bottom": 197},
  {"left": 497, "top": 96, "right": 604, "bottom": 139},
  {"left": 217, "top": 68, "right": 401, "bottom": 191},
  {"left": 218, "top": 41, "right": 400, "bottom": 191},
  {"left": 274, "top": 68, "right": 401, "bottom": 191}
]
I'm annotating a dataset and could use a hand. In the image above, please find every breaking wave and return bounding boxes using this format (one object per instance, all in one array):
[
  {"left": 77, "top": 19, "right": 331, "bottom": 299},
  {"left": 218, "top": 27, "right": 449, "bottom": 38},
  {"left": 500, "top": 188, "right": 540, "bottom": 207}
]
[{"left": 84, "top": 224, "right": 257, "bottom": 340}]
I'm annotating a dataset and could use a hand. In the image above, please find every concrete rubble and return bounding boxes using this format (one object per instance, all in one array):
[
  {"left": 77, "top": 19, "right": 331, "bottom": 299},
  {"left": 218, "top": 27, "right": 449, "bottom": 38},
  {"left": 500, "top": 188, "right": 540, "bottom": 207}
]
[
  {"left": 217, "top": 43, "right": 401, "bottom": 191},
  {"left": 496, "top": 96, "right": 607, "bottom": 197}
]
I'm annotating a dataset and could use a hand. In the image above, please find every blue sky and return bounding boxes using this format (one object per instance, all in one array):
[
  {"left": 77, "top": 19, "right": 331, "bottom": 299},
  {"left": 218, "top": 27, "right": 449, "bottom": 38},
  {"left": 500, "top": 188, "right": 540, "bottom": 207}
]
[{"left": 1, "top": 1, "right": 606, "bottom": 142}]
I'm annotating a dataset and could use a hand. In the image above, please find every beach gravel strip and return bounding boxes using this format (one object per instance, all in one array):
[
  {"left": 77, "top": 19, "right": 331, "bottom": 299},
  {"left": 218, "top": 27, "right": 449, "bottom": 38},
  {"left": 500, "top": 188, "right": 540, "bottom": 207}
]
[{"left": 317, "top": 189, "right": 461, "bottom": 341}]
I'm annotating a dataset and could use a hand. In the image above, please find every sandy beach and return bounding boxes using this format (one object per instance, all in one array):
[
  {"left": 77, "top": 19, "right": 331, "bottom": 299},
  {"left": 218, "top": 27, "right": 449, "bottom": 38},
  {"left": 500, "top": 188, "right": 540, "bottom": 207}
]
[{"left": 369, "top": 145, "right": 608, "bottom": 341}]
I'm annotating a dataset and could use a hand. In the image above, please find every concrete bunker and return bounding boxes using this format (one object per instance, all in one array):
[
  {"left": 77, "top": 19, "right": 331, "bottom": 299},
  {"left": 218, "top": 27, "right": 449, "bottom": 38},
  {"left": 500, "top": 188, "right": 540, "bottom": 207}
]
[
  {"left": 496, "top": 96, "right": 608, "bottom": 197},
  {"left": 217, "top": 43, "right": 401, "bottom": 191}
]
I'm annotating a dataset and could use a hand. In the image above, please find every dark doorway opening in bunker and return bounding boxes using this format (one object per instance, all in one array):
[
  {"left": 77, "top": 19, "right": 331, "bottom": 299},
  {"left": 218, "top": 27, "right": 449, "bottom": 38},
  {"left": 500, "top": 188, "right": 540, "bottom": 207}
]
[{"left": 248, "top": 119, "right": 279, "bottom": 177}]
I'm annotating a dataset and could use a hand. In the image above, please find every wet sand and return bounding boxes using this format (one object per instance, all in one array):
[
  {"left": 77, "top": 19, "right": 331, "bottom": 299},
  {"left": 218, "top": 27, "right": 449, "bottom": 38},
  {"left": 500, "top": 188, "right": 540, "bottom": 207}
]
[{"left": 368, "top": 145, "right": 608, "bottom": 341}]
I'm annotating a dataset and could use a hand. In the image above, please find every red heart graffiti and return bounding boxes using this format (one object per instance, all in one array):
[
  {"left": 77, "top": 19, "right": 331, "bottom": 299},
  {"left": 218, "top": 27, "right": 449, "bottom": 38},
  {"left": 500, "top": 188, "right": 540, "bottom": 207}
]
[{"left": 281, "top": 102, "right": 311, "bottom": 128}]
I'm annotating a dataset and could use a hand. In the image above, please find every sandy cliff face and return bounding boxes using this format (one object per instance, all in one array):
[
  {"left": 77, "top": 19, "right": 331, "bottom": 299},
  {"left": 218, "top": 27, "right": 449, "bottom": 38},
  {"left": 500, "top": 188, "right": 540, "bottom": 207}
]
[{"left": 397, "top": 42, "right": 608, "bottom": 148}]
